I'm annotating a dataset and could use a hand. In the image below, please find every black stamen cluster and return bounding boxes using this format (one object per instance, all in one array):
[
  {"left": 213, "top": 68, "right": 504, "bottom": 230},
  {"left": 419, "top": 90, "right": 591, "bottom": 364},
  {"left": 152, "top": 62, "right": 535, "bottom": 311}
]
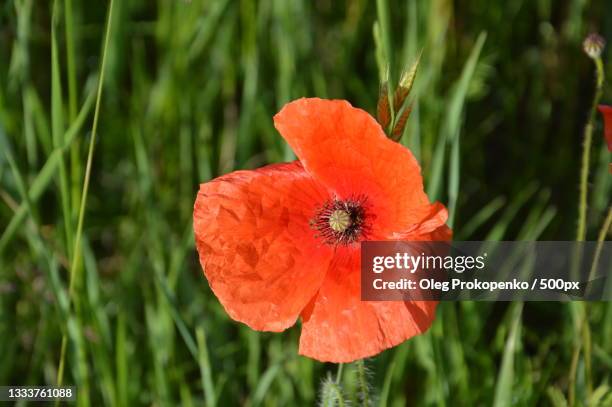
[{"left": 310, "top": 196, "right": 370, "bottom": 245}]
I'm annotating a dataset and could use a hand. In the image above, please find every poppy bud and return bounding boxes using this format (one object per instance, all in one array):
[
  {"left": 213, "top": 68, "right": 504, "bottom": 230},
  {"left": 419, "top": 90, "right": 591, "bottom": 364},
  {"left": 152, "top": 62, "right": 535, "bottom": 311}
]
[{"left": 583, "top": 33, "right": 605, "bottom": 59}]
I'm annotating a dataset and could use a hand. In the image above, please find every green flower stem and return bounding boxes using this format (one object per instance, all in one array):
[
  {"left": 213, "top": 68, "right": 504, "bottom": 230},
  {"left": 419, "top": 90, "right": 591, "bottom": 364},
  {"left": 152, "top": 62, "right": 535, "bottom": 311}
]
[
  {"left": 577, "top": 57, "right": 604, "bottom": 241},
  {"left": 356, "top": 360, "right": 371, "bottom": 406},
  {"left": 335, "top": 363, "right": 344, "bottom": 384},
  {"left": 570, "top": 51, "right": 605, "bottom": 407}
]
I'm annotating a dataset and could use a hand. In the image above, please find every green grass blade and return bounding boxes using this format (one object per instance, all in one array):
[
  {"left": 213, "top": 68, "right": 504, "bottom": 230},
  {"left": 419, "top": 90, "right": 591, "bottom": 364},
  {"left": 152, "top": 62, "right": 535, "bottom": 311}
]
[
  {"left": 51, "top": 1, "right": 73, "bottom": 258},
  {"left": 57, "top": 0, "right": 117, "bottom": 391},
  {"left": 493, "top": 303, "right": 523, "bottom": 407},
  {"left": 458, "top": 196, "right": 506, "bottom": 239},
  {"left": 0, "top": 84, "right": 95, "bottom": 255},
  {"left": 196, "top": 326, "right": 217, "bottom": 407},
  {"left": 427, "top": 32, "right": 486, "bottom": 200},
  {"left": 375, "top": 0, "right": 394, "bottom": 85},
  {"left": 252, "top": 364, "right": 281, "bottom": 406}
]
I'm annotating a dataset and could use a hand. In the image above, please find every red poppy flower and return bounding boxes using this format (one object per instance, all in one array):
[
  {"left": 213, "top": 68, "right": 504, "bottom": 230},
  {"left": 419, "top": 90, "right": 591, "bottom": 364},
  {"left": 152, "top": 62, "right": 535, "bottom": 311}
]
[
  {"left": 193, "top": 98, "right": 451, "bottom": 362},
  {"left": 598, "top": 105, "right": 612, "bottom": 152}
]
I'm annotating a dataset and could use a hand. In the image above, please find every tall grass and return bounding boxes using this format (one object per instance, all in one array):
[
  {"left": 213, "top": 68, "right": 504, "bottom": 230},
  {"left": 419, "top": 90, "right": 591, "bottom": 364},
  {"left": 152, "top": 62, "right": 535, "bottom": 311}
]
[{"left": 0, "top": 0, "right": 611, "bottom": 406}]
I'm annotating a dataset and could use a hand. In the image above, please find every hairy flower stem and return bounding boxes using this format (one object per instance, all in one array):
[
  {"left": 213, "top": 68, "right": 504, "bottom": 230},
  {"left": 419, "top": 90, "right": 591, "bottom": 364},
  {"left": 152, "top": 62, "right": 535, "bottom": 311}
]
[
  {"left": 579, "top": 207, "right": 612, "bottom": 404},
  {"left": 356, "top": 360, "right": 371, "bottom": 406},
  {"left": 569, "top": 50, "right": 605, "bottom": 407},
  {"left": 321, "top": 381, "right": 345, "bottom": 407},
  {"left": 320, "top": 367, "right": 346, "bottom": 407},
  {"left": 577, "top": 56, "right": 604, "bottom": 241}
]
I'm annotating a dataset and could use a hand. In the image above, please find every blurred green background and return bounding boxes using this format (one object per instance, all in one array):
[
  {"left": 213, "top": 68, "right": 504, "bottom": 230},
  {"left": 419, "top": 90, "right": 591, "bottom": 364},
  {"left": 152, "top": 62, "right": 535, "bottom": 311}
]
[{"left": 1, "top": 0, "right": 611, "bottom": 405}]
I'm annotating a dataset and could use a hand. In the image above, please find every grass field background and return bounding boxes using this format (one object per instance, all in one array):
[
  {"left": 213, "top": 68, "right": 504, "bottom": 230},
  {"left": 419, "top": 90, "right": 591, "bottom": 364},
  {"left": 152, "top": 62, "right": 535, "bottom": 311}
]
[{"left": 1, "top": 0, "right": 611, "bottom": 405}]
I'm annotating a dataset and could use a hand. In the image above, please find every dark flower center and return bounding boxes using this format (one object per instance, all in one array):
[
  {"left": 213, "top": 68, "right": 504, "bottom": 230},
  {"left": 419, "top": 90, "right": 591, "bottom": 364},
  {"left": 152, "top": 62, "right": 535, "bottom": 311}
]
[{"left": 310, "top": 196, "right": 370, "bottom": 245}]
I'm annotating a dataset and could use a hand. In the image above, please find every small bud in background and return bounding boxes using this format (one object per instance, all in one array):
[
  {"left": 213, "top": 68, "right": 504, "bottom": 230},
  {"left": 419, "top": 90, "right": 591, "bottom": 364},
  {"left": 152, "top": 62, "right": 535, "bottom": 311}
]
[
  {"left": 583, "top": 33, "right": 605, "bottom": 59},
  {"left": 377, "top": 82, "right": 391, "bottom": 129}
]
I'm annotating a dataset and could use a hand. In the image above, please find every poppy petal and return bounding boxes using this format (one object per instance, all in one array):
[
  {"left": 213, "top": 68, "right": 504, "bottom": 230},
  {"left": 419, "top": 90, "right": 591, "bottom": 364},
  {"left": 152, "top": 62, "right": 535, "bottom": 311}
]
[
  {"left": 390, "top": 202, "right": 452, "bottom": 239},
  {"left": 274, "top": 98, "right": 431, "bottom": 234},
  {"left": 194, "top": 161, "right": 334, "bottom": 332},
  {"left": 298, "top": 250, "right": 437, "bottom": 363},
  {"left": 598, "top": 105, "right": 612, "bottom": 152}
]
